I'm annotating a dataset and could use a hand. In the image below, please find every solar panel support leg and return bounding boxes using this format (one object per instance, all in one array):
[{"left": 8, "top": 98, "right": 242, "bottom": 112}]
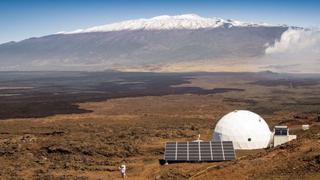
[
  {"left": 187, "top": 141, "right": 189, "bottom": 161},
  {"left": 220, "top": 141, "right": 225, "bottom": 161},
  {"left": 198, "top": 142, "right": 201, "bottom": 161},
  {"left": 175, "top": 142, "right": 178, "bottom": 161},
  {"left": 209, "top": 141, "right": 213, "bottom": 161}
]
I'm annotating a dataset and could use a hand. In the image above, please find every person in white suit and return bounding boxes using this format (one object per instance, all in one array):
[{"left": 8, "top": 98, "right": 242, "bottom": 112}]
[{"left": 119, "top": 164, "right": 126, "bottom": 178}]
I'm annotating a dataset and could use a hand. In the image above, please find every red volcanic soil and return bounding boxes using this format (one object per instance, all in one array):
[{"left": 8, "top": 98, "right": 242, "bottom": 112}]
[{"left": 0, "top": 72, "right": 319, "bottom": 179}]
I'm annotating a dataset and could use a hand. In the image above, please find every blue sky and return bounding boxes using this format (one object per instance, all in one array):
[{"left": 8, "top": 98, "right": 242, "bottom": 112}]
[{"left": 0, "top": 0, "right": 319, "bottom": 44}]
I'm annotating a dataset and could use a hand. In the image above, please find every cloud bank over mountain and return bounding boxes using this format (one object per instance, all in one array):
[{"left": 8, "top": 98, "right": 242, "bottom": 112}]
[
  {"left": 261, "top": 28, "right": 320, "bottom": 73},
  {"left": 266, "top": 28, "right": 320, "bottom": 56}
]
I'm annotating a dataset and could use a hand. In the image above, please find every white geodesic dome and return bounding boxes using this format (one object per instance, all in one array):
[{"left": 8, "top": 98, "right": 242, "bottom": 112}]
[{"left": 212, "top": 110, "right": 272, "bottom": 149}]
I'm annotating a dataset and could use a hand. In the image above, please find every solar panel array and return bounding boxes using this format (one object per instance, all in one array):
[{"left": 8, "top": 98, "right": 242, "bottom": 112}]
[{"left": 164, "top": 141, "right": 236, "bottom": 162}]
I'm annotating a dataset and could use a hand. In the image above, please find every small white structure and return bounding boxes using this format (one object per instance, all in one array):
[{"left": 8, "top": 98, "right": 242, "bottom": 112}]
[
  {"left": 302, "top": 124, "right": 310, "bottom": 131},
  {"left": 193, "top": 134, "right": 203, "bottom": 142},
  {"left": 272, "top": 126, "right": 297, "bottom": 147},
  {"left": 213, "top": 110, "right": 272, "bottom": 150}
]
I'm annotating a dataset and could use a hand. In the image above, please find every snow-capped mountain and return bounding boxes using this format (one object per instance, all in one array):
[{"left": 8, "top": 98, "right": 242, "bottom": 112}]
[
  {"left": 60, "top": 14, "right": 276, "bottom": 34},
  {"left": 0, "top": 14, "right": 289, "bottom": 71}
]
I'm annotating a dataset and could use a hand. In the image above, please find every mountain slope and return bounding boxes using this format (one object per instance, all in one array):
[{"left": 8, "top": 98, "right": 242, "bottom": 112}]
[{"left": 0, "top": 14, "right": 288, "bottom": 71}]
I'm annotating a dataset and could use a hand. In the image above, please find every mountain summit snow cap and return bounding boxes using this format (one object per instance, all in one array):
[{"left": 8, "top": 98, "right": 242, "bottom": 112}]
[{"left": 59, "top": 14, "right": 278, "bottom": 34}]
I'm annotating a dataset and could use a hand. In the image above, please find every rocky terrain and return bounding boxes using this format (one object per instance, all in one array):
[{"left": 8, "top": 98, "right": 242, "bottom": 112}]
[{"left": 0, "top": 72, "right": 319, "bottom": 179}]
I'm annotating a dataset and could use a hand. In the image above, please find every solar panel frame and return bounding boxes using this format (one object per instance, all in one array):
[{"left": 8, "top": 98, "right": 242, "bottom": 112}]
[
  {"left": 188, "top": 142, "right": 200, "bottom": 161},
  {"left": 200, "top": 141, "right": 212, "bottom": 161},
  {"left": 211, "top": 141, "right": 224, "bottom": 161},
  {"left": 222, "top": 141, "right": 236, "bottom": 160},
  {"left": 177, "top": 142, "right": 188, "bottom": 161},
  {"left": 164, "top": 142, "right": 176, "bottom": 161},
  {"left": 164, "top": 141, "right": 236, "bottom": 162}
]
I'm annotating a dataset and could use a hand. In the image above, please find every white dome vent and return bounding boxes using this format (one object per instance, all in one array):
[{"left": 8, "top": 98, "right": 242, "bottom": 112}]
[{"left": 213, "top": 110, "right": 272, "bottom": 150}]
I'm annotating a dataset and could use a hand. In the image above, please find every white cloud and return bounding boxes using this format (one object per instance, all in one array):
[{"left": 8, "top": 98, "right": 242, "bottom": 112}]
[
  {"left": 261, "top": 28, "right": 320, "bottom": 73},
  {"left": 265, "top": 28, "right": 320, "bottom": 56}
]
